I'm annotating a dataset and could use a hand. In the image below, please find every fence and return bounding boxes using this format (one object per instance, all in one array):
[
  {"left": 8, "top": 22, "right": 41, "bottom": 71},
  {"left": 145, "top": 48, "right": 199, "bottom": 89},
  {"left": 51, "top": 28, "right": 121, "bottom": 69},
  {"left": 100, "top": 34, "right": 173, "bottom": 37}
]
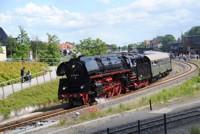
[
  {"left": 105, "top": 108, "right": 200, "bottom": 134},
  {"left": 0, "top": 56, "right": 71, "bottom": 99},
  {"left": 7, "top": 57, "right": 71, "bottom": 66},
  {"left": 0, "top": 68, "right": 57, "bottom": 99}
]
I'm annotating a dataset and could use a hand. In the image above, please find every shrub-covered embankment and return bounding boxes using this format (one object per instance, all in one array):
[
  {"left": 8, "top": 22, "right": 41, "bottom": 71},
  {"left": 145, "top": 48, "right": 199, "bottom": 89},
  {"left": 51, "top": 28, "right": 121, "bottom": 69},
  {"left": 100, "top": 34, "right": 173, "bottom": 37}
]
[
  {"left": 0, "top": 80, "right": 58, "bottom": 117},
  {"left": 0, "top": 62, "right": 48, "bottom": 84}
]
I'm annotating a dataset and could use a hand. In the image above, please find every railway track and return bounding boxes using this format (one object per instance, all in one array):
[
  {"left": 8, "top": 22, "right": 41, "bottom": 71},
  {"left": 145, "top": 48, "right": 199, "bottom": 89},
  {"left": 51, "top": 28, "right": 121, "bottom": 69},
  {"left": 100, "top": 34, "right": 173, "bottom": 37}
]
[
  {"left": 0, "top": 106, "right": 88, "bottom": 132},
  {"left": 0, "top": 60, "right": 198, "bottom": 132}
]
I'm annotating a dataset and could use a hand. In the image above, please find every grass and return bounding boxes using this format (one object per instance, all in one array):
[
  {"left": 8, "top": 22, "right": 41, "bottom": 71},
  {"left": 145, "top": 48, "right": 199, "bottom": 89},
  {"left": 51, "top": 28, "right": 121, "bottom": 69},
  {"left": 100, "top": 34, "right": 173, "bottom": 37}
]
[
  {"left": 191, "top": 127, "right": 200, "bottom": 134},
  {"left": 0, "top": 62, "right": 48, "bottom": 84},
  {"left": 58, "top": 119, "right": 66, "bottom": 126},
  {"left": 0, "top": 80, "right": 59, "bottom": 117}
]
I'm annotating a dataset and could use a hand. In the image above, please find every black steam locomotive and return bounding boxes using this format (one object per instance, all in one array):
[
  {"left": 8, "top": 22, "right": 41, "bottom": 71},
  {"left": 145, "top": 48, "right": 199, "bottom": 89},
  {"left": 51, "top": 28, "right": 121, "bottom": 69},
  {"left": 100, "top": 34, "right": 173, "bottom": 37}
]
[{"left": 57, "top": 51, "right": 172, "bottom": 106}]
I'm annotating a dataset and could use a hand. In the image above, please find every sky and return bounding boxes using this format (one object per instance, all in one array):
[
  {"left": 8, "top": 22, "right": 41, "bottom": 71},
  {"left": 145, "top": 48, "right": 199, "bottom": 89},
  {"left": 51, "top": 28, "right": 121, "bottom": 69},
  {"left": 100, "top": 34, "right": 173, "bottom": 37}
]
[{"left": 0, "top": 0, "right": 200, "bottom": 45}]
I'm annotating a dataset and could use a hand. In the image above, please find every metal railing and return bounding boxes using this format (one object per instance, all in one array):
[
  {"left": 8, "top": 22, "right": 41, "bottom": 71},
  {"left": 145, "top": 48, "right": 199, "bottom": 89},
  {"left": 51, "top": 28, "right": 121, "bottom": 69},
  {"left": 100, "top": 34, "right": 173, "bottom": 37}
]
[
  {"left": 105, "top": 107, "right": 200, "bottom": 134},
  {"left": 0, "top": 69, "right": 57, "bottom": 99},
  {"left": 0, "top": 57, "right": 68, "bottom": 99},
  {"left": 6, "top": 57, "right": 71, "bottom": 65}
]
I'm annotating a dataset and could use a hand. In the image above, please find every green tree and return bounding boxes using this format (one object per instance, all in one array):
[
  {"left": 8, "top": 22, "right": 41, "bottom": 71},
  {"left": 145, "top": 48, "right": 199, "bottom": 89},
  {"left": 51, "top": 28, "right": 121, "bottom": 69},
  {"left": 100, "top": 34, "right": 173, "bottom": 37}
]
[
  {"left": 161, "top": 35, "right": 176, "bottom": 45},
  {"left": 31, "top": 39, "right": 46, "bottom": 59},
  {"left": 185, "top": 26, "right": 200, "bottom": 36},
  {"left": 121, "top": 45, "right": 128, "bottom": 51},
  {"left": 160, "top": 34, "right": 176, "bottom": 51},
  {"left": 13, "top": 45, "right": 30, "bottom": 59},
  {"left": 38, "top": 33, "right": 61, "bottom": 65},
  {"left": 128, "top": 43, "right": 137, "bottom": 52},
  {"left": 7, "top": 36, "right": 18, "bottom": 58},
  {"left": 77, "top": 38, "right": 107, "bottom": 56},
  {"left": 110, "top": 44, "right": 118, "bottom": 52},
  {"left": 17, "top": 26, "right": 30, "bottom": 46},
  {"left": 12, "top": 26, "right": 31, "bottom": 59},
  {"left": 137, "top": 42, "right": 146, "bottom": 48}
]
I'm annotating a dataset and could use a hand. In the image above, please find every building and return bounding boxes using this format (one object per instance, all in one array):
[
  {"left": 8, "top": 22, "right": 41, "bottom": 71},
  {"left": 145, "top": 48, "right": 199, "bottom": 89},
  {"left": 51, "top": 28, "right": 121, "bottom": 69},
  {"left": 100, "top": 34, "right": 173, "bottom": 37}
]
[
  {"left": 169, "top": 41, "right": 186, "bottom": 56},
  {"left": 0, "top": 27, "right": 8, "bottom": 46},
  {"left": 106, "top": 44, "right": 118, "bottom": 53},
  {"left": 0, "top": 46, "right": 7, "bottom": 61},
  {"left": 183, "top": 35, "right": 200, "bottom": 55},
  {"left": 145, "top": 38, "right": 163, "bottom": 50},
  {"left": 0, "top": 27, "right": 8, "bottom": 61},
  {"left": 59, "top": 42, "right": 74, "bottom": 56},
  {"left": 150, "top": 39, "right": 163, "bottom": 50}
]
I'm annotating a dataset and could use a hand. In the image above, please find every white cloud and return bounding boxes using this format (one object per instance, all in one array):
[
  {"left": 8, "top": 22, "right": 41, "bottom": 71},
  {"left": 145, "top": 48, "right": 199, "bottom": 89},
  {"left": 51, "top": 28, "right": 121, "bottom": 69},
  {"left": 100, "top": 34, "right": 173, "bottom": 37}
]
[
  {"left": 98, "top": 0, "right": 111, "bottom": 4},
  {"left": 1, "top": 0, "right": 200, "bottom": 43},
  {"left": 14, "top": 2, "right": 88, "bottom": 29},
  {"left": 0, "top": 13, "right": 12, "bottom": 24}
]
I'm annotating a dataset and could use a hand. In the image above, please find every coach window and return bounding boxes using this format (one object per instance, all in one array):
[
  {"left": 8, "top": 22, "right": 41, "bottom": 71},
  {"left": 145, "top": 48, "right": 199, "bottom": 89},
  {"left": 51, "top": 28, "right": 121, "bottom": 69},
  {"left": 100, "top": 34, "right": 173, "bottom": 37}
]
[{"left": 152, "top": 61, "right": 157, "bottom": 65}]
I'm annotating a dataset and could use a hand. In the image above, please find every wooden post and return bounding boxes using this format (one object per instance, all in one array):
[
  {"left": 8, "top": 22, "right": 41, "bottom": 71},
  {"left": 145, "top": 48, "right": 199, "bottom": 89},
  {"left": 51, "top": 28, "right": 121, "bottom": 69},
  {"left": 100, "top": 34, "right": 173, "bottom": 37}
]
[
  {"left": 2, "top": 86, "right": 5, "bottom": 99},
  {"left": 21, "top": 81, "right": 23, "bottom": 89},
  {"left": 11, "top": 81, "right": 14, "bottom": 93},
  {"left": 36, "top": 75, "right": 39, "bottom": 85},
  {"left": 149, "top": 99, "right": 152, "bottom": 111},
  {"left": 49, "top": 71, "right": 52, "bottom": 80},
  {"left": 43, "top": 73, "right": 45, "bottom": 82}
]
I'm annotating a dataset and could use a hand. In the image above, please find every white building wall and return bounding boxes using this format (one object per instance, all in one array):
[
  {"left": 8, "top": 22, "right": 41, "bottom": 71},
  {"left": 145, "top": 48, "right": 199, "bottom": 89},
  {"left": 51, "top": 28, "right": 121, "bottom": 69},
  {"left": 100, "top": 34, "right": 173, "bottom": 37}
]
[{"left": 0, "top": 46, "right": 7, "bottom": 61}]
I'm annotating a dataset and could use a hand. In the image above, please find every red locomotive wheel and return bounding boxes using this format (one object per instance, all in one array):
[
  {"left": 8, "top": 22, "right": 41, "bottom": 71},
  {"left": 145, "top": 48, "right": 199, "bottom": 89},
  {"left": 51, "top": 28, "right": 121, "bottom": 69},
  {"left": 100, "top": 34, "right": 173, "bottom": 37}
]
[{"left": 116, "top": 84, "right": 122, "bottom": 96}]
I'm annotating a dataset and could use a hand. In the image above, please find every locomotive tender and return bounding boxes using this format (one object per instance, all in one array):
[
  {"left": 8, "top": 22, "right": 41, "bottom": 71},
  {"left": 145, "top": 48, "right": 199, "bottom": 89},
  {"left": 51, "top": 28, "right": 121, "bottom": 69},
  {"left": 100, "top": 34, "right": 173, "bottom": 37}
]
[{"left": 57, "top": 51, "right": 172, "bottom": 106}]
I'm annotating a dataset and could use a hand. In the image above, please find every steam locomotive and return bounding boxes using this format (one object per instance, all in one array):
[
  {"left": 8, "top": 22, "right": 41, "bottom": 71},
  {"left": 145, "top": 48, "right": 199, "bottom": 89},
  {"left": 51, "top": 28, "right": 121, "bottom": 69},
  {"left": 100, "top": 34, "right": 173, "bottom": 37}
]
[{"left": 57, "top": 51, "right": 172, "bottom": 106}]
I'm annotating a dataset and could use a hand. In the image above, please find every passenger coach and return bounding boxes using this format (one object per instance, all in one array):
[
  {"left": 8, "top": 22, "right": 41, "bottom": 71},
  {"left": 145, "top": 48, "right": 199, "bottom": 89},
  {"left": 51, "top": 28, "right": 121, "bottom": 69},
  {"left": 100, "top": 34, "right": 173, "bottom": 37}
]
[{"left": 144, "top": 51, "right": 172, "bottom": 79}]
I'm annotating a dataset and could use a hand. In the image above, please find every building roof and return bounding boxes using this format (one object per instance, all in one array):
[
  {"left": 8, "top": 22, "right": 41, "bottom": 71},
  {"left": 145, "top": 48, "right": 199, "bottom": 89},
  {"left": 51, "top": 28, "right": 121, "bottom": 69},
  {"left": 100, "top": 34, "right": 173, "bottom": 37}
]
[
  {"left": 144, "top": 51, "right": 170, "bottom": 61},
  {"left": 0, "top": 27, "right": 8, "bottom": 46},
  {"left": 59, "top": 42, "right": 74, "bottom": 50}
]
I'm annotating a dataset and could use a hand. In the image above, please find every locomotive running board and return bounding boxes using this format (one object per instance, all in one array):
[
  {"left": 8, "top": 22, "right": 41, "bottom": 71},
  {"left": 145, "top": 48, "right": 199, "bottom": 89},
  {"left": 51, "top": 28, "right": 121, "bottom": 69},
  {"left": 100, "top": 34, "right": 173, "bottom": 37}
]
[{"left": 90, "top": 69, "right": 130, "bottom": 79}]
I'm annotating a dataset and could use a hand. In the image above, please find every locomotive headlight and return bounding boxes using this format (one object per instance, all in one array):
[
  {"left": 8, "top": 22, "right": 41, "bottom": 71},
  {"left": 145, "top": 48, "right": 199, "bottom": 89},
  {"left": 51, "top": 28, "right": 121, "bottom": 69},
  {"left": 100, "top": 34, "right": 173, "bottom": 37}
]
[
  {"left": 80, "top": 85, "right": 84, "bottom": 89},
  {"left": 63, "top": 87, "right": 66, "bottom": 90}
]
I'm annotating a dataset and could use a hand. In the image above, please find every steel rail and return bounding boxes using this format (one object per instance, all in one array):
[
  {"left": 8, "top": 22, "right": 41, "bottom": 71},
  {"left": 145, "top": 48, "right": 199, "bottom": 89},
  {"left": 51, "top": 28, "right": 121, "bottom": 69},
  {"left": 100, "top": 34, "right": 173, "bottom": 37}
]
[{"left": 0, "top": 106, "right": 87, "bottom": 132}]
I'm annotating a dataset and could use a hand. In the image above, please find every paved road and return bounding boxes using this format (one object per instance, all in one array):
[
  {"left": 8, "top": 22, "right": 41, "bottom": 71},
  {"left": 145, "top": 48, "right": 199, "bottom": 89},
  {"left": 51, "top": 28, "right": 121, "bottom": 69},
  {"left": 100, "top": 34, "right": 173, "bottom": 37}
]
[{"left": 0, "top": 66, "right": 57, "bottom": 99}]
